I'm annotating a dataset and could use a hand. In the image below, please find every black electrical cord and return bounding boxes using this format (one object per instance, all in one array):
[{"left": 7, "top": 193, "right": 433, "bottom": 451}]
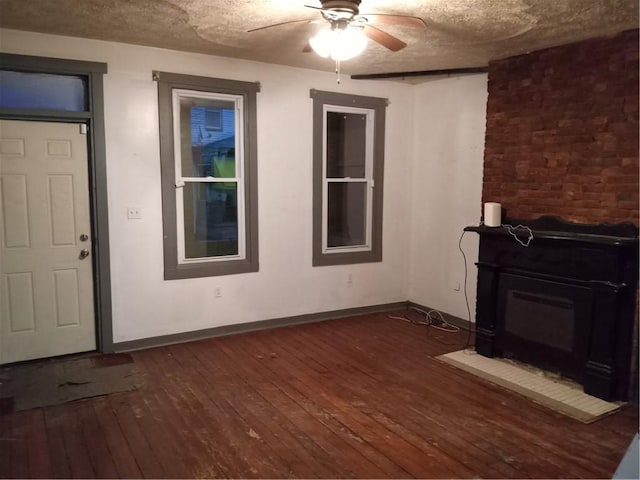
[
  {"left": 389, "top": 229, "right": 476, "bottom": 349},
  {"left": 458, "top": 229, "right": 474, "bottom": 350}
]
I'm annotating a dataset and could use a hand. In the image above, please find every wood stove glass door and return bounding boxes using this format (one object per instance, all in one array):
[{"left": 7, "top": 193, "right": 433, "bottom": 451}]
[{"left": 495, "top": 273, "right": 592, "bottom": 381}]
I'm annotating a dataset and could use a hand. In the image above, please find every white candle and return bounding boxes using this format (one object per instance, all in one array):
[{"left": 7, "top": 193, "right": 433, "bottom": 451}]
[{"left": 484, "top": 202, "right": 502, "bottom": 227}]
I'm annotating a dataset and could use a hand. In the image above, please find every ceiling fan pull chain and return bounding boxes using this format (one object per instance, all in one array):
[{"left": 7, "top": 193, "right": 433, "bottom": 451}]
[{"left": 336, "top": 59, "right": 341, "bottom": 84}]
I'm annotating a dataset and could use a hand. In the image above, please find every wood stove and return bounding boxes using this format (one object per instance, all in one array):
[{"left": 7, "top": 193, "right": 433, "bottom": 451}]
[{"left": 466, "top": 216, "right": 638, "bottom": 401}]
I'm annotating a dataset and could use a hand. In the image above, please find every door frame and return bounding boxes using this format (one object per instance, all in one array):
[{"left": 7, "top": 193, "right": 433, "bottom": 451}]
[{"left": 0, "top": 53, "right": 113, "bottom": 353}]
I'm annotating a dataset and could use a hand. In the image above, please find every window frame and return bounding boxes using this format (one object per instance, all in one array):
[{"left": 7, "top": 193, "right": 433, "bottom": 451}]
[
  {"left": 172, "top": 89, "right": 246, "bottom": 265},
  {"left": 156, "top": 71, "right": 260, "bottom": 279},
  {"left": 311, "top": 89, "right": 387, "bottom": 266},
  {"left": 322, "top": 105, "right": 374, "bottom": 253}
]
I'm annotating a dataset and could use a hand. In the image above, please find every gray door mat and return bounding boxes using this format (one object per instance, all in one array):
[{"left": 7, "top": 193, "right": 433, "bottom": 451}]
[{"left": 0, "top": 353, "right": 143, "bottom": 413}]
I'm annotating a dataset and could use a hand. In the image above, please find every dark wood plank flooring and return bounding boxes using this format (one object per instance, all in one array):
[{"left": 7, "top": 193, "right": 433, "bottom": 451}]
[{"left": 1, "top": 312, "right": 637, "bottom": 478}]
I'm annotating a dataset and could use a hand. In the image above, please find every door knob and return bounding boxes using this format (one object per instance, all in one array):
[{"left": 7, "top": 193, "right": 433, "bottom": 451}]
[{"left": 80, "top": 249, "right": 90, "bottom": 259}]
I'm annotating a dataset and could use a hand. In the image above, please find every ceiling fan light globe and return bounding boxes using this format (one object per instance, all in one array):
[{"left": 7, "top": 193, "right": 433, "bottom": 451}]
[
  {"left": 309, "top": 27, "right": 367, "bottom": 61},
  {"left": 334, "top": 27, "right": 367, "bottom": 60},
  {"left": 309, "top": 29, "right": 333, "bottom": 58}
]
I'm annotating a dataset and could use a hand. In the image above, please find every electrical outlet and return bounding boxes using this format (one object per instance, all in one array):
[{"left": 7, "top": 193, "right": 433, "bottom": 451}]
[
  {"left": 347, "top": 273, "right": 353, "bottom": 287},
  {"left": 214, "top": 287, "right": 222, "bottom": 298},
  {"left": 127, "top": 207, "right": 142, "bottom": 219}
]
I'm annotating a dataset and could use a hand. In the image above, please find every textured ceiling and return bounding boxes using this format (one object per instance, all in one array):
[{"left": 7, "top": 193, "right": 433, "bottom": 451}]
[{"left": 0, "top": 0, "right": 638, "bottom": 76}]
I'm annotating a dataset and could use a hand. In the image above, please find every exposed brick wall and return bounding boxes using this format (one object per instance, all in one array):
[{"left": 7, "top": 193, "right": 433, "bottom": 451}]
[{"left": 483, "top": 29, "right": 639, "bottom": 225}]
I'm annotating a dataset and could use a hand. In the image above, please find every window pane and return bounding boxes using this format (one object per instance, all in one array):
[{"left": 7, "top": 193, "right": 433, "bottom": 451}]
[
  {"left": 326, "top": 111, "right": 366, "bottom": 178},
  {"left": 0, "top": 70, "right": 88, "bottom": 111},
  {"left": 183, "top": 182, "right": 238, "bottom": 258},
  {"left": 327, "top": 182, "right": 367, "bottom": 248},
  {"left": 179, "top": 97, "right": 236, "bottom": 178}
]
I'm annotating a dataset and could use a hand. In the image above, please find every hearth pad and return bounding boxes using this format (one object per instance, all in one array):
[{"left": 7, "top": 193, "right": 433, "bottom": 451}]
[{"left": 437, "top": 350, "right": 623, "bottom": 423}]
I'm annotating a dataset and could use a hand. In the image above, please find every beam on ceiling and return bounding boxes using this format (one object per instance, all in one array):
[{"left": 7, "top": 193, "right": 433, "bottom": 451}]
[{"left": 351, "top": 66, "right": 488, "bottom": 80}]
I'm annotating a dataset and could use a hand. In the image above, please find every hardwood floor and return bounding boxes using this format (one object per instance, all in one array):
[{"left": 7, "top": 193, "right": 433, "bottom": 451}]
[{"left": 1, "top": 312, "right": 637, "bottom": 478}]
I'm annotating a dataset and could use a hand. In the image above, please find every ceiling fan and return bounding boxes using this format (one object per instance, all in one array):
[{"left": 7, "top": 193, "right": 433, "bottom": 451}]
[{"left": 248, "top": 0, "right": 426, "bottom": 60}]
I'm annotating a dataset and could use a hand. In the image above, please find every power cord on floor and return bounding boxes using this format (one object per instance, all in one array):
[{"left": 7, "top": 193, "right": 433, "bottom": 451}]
[
  {"left": 392, "top": 222, "right": 534, "bottom": 349},
  {"left": 388, "top": 307, "right": 462, "bottom": 346},
  {"left": 388, "top": 301, "right": 474, "bottom": 350},
  {"left": 389, "top": 307, "right": 460, "bottom": 332},
  {"left": 388, "top": 230, "right": 476, "bottom": 348}
]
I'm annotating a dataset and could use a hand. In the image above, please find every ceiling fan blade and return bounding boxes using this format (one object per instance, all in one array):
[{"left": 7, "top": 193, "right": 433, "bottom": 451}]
[
  {"left": 363, "top": 25, "right": 407, "bottom": 52},
  {"left": 362, "top": 13, "right": 426, "bottom": 29},
  {"left": 304, "top": 4, "right": 323, "bottom": 10},
  {"left": 247, "top": 19, "right": 313, "bottom": 33}
]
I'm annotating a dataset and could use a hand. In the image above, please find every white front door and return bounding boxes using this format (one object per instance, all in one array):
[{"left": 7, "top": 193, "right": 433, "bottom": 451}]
[{"left": 0, "top": 120, "right": 96, "bottom": 364}]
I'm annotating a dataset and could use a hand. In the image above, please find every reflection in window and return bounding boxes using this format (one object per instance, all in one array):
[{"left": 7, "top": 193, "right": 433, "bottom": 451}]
[
  {"left": 326, "top": 112, "right": 366, "bottom": 178},
  {"left": 183, "top": 183, "right": 238, "bottom": 258},
  {"left": 327, "top": 182, "right": 367, "bottom": 247}
]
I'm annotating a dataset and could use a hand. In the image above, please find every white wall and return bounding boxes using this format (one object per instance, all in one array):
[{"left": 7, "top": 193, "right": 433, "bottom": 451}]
[
  {"left": 408, "top": 75, "right": 488, "bottom": 321},
  {"left": 0, "top": 29, "right": 416, "bottom": 343}
]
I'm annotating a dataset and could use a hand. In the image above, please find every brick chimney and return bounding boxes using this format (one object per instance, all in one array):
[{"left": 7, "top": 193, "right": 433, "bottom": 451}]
[{"left": 482, "top": 29, "right": 639, "bottom": 225}]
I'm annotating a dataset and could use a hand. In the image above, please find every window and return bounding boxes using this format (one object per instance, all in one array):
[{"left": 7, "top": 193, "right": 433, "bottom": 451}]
[
  {"left": 311, "top": 89, "right": 387, "bottom": 266},
  {"left": 204, "top": 109, "right": 222, "bottom": 131},
  {"left": 0, "top": 70, "right": 88, "bottom": 111},
  {"left": 156, "top": 71, "right": 259, "bottom": 279}
]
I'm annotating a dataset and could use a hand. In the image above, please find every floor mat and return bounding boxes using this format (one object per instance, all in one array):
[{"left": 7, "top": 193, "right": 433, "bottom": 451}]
[
  {"left": 0, "top": 353, "right": 142, "bottom": 413},
  {"left": 437, "top": 349, "right": 623, "bottom": 423}
]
